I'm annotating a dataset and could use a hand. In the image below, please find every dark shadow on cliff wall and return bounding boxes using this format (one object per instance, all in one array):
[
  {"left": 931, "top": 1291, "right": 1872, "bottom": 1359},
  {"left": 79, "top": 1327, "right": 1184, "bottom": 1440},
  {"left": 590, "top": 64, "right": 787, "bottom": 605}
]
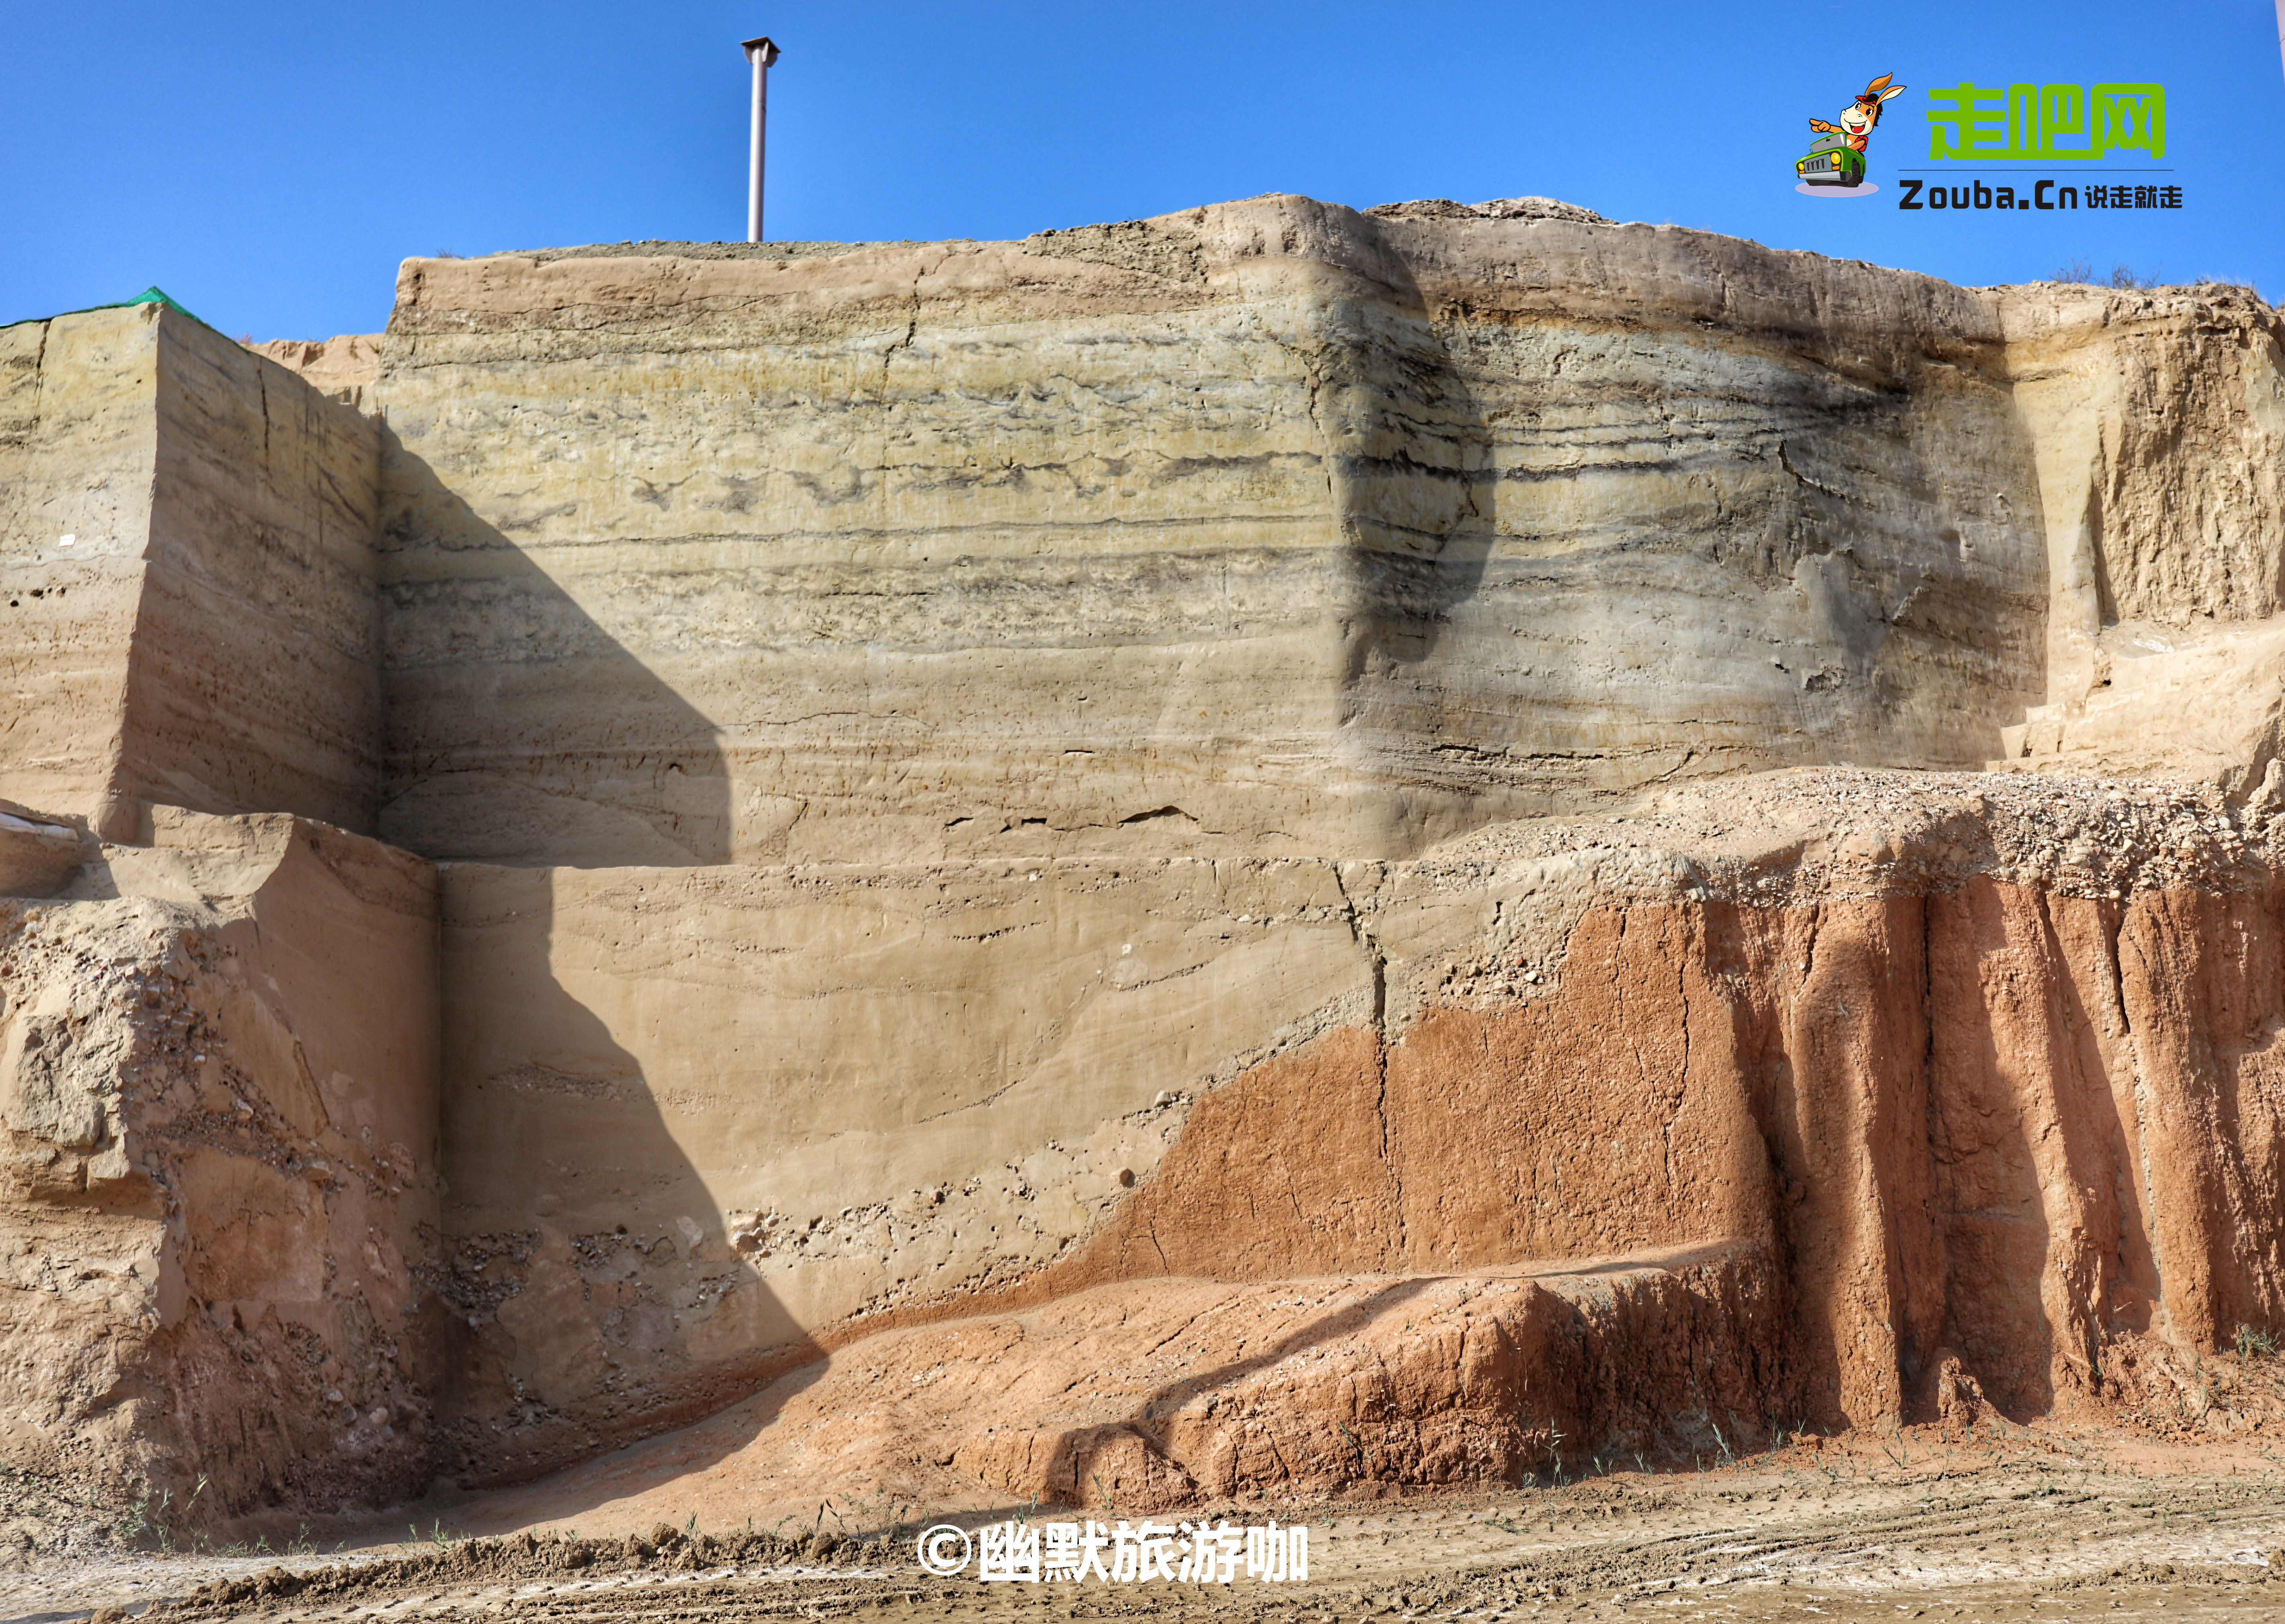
[
  {"left": 376, "top": 428, "right": 732, "bottom": 868},
  {"left": 1326, "top": 224, "right": 1493, "bottom": 729},
  {"left": 432, "top": 862, "right": 822, "bottom": 1494},
  {"left": 1331, "top": 222, "right": 2051, "bottom": 837},
  {"left": 376, "top": 434, "right": 817, "bottom": 1492}
]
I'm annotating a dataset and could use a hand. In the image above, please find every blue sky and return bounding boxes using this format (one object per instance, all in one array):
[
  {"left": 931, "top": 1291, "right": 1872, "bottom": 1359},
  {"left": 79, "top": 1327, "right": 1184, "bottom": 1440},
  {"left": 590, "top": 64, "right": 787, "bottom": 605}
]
[{"left": 4, "top": 2, "right": 2281, "bottom": 339}]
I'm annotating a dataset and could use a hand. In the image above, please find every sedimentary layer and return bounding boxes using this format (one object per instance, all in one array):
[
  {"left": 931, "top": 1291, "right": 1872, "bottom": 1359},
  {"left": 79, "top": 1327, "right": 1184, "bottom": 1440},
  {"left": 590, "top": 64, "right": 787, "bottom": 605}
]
[
  {"left": 4, "top": 195, "right": 2283, "bottom": 1523},
  {"left": 424, "top": 767, "right": 2285, "bottom": 1483},
  {"left": 366, "top": 201, "right": 2283, "bottom": 868},
  {"left": 0, "top": 304, "right": 384, "bottom": 836},
  {"left": 15, "top": 204, "right": 2282, "bottom": 864}
]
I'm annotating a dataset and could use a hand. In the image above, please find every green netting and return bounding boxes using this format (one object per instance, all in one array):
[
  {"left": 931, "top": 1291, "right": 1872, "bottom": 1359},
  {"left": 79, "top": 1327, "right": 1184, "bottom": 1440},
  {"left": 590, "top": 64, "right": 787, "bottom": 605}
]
[
  {"left": 2, "top": 285, "right": 211, "bottom": 331},
  {"left": 123, "top": 286, "right": 203, "bottom": 321}
]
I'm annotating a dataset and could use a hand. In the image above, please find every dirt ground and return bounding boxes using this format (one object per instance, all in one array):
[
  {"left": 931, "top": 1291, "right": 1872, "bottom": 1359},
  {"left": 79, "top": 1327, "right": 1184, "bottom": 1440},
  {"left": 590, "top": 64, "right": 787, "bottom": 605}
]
[{"left": 13, "top": 1429, "right": 2285, "bottom": 1623}]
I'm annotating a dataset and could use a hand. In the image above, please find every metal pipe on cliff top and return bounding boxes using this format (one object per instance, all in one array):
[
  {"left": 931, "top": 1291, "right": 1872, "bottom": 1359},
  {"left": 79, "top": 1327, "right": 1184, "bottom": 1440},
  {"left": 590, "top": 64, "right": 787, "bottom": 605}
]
[{"left": 743, "top": 35, "right": 781, "bottom": 243}]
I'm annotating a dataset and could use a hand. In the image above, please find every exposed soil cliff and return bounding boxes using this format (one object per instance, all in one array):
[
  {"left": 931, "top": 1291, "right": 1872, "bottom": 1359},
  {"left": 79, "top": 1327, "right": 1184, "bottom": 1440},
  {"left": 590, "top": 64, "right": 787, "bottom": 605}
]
[
  {"left": 2, "top": 193, "right": 2281, "bottom": 1528},
  {"left": 407, "top": 767, "right": 2285, "bottom": 1493},
  {"left": 0, "top": 812, "right": 439, "bottom": 1517}
]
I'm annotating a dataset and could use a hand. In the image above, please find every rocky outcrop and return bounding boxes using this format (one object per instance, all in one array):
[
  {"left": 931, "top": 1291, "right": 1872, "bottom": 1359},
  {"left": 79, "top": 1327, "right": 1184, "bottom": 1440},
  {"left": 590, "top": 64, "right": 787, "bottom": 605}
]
[
  {"left": 1993, "top": 284, "right": 2285, "bottom": 791},
  {"left": 3, "top": 195, "right": 2283, "bottom": 1520},
  {"left": 0, "top": 810, "right": 440, "bottom": 1517},
  {"left": 493, "top": 1251, "right": 1786, "bottom": 1527},
  {"left": 0, "top": 304, "right": 384, "bottom": 838}
]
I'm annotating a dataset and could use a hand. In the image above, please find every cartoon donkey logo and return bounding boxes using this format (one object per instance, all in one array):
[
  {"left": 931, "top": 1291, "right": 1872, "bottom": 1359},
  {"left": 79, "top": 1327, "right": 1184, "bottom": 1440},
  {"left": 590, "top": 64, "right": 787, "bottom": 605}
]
[{"left": 1797, "top": 72, "right": 1905, "bottom": 191}]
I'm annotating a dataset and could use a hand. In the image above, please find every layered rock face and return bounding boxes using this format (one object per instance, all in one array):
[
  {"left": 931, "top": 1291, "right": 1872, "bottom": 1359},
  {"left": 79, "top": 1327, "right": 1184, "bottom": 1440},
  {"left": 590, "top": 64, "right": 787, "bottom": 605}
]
[
  {"left": 0, "top": 304, "right": 383, "bottom": 836},
  {"left": 431, "top": 770, "right": 2285, "bottom": 1493},
  {"left": 375, "top": 199, "right": 2065, "bottom": 867},
  {"left": 3, "top": 195, "right": 2283, "bottom": 1517}
]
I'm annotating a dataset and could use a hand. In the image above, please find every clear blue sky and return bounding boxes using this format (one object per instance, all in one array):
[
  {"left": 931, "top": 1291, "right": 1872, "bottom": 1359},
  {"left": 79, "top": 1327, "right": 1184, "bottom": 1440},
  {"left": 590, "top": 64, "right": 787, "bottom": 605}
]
[{"left": 5, "top": 2, "right": 2281, "bottom": 339}]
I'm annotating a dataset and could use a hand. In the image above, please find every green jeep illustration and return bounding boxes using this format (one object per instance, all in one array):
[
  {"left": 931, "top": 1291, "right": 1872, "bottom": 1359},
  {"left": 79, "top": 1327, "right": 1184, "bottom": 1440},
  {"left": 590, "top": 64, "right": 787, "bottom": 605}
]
[{"left": 1796, "top": 132, "right": 1867, "bottom": 187}]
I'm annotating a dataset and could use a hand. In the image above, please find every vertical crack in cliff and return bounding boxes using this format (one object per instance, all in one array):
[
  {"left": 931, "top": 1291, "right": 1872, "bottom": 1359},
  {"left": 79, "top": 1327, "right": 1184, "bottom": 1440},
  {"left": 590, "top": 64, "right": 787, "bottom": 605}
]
[
  {"left": 1322, "top": 868, "right": 1401, "bottom": 1258},
  {"left": 1376, "top": 1021, "right": 1400, "bottom": 1264},
  {"left": 1329, "top": 864, "right": 1385, "bottom": 1033},
  {"left": 1351, "top": 902, "right": 1397, "bottom": 1259},
  {"left": 2108, "top": 907, "right": 2170, "bottom": 1318},
  {"left": 886, "top": 306, "right": 918, "bottom": 375},
  {"left": 1776, "top": 438, "right": 1852, "bottom": 503},
  {"left": 1368, "top": 935, "right": 1386, "bottom": 1032},
  {"left": 1260, "top": 331, "right": 1337, "bottom": 516},
  {"left": 23, "top": 318, "right": 49, "bottom": 439},
  {"left": 2102, "top": 905, "right": 2135, "bottom": 1042},
  {"left": 1306, "top": 362, "right": 1331, "bottom": 511},
  {"left": 877, "top": 270, "right": 924, "bottom": 406}
]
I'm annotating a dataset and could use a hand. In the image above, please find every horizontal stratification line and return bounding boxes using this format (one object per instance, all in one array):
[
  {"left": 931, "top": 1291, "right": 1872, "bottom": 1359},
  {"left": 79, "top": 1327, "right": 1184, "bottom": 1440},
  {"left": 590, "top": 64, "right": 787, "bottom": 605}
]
[{"left": 385, "top": 511, "right": 1334, "bottom": 557}]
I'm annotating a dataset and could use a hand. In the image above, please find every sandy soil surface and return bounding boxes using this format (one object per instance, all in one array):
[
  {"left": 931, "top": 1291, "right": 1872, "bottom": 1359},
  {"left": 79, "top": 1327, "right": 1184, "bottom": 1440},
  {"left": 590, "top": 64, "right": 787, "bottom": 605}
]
[{"left": 12, "top": 1432, "right": 2285, "bottom": 1623}]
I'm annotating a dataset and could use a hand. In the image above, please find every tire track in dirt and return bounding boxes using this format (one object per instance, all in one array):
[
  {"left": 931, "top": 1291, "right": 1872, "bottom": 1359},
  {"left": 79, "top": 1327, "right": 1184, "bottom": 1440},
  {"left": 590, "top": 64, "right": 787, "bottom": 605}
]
[{"left": 25, "top": 1465, "right": 2285, "bottom": 1621}]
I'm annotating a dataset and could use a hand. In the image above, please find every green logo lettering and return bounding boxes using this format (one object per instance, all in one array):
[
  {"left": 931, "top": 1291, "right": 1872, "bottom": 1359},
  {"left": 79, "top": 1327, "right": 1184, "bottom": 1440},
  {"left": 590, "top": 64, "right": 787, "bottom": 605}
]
[{"left": 1926, "top": 80, "right": 2165, "bottom": 160}]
